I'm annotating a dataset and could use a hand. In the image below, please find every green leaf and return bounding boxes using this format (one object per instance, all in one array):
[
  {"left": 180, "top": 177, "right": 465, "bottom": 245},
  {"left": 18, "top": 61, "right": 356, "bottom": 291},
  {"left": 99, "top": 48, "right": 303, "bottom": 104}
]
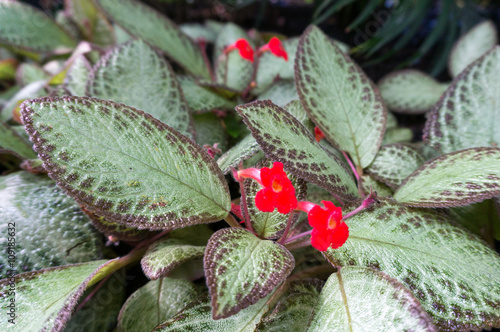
[
  {"left": 214, "top": 23, "right": 254, "bottom": 91},
  {"left": 449, "top": 20, "right": 498, "bottom": 78},
  {"left": 21, "top": 96, "right": 230, "bottom": 230},
  {"left": 0, "top": 0, "right": 76, "bottom": 52},
  {"left": 253, "top": 38, "right": 298, "bottom": 95},
  {"left": 283, "top": 100, "right": 314, "bottom": 130},
  {"left": 193, "top": 112, "right": 228, "bottom": 152},
  {"left": 244, "top": 159, "right": 307, "bottom": 239},
  {"left": 217, "top": 134, "right": 261, "bottom": 174},
  {"left": 236, "top": 100, "right": 358, "bottom": 201},
  {"left": 295, "top": 25, "right": 386, "bottom": 168},
  {"left": 449, "top": 199, "right": 500, "bottom": 244},
  {"left": 394, "top": 147, "right": 500, "bottom": 207},
  {"left": 16, "top": 63, "right": 49, "bottom": 87},
  {"left": 0, "top": 259, "right": 111, "bottom": 332},
  {"left": 367, "top": 143, "right": 425, "bottom": 188},
  {"left": 64, "top": 54, "right": 91, "bottom": 97},
  {"left": 117, "top": 277, "right": 198, "bottom": 332},
  {"left": 154, "top": 294, "right": 274, "bottom": 332},
  {"left": 308, "top": 267, "right": 436, "bottom": 332},
  {"left": 323, "top": 199, "right": 500, "bottom": 331},
  {"left": 382, "top": 127, "right": 413, "bottom": 145},
  {"left": 65, "top": 270, "right": 126, "bottom": 332},
  {"left": 180, "top": 23, "right": 217, "bottom": 43},
  {"left": 141, "top": 225, "right": 213, "bottom": 280},
  {"left": 96, "top": 0, "right": 210, "bottom": 78},
  {"left": 360, "top": 174, "right": 393, "bottom": 197},
  {"left": 88, "top": 39, "right": 194, "bottom": 138},
  {"left": 178, "top": 75, "right": 236, "bottom": 113},
  {"left": 425, "top": 46, "right": 500, "bottom": 153},
  {"left": 257, "top": 80, "right": 299, "bottom": 107},
  {"left": 65, "top": 0, "right": 115, "bottom": 46},
  {"left": 0, "top": 172, "right": 102, "bottom": 277},
  {"left": 257, "top": 279, "right": 323, "bottom": 332},
  {"left": 0, "top": 58, "right": 16, "bottom": 80},
  {"left": 378, "top": 70, "right": 448, "bottom": 114},
  {"left": 0, "top": 122, "right": 36, "bottom": 159},
  {"left": 204, "top": 228, "right": 294, "bottom": 319},
  {"left": 84, "top": 209, "right": 149, "bottom": 241}
]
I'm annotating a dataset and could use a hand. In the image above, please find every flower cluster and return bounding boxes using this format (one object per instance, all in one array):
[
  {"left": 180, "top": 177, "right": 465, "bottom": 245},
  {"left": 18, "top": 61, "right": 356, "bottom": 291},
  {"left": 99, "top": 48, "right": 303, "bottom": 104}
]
[
  {"left": 224, "top": 37, "right": 288, "bottom": 63},
  {"left": 237, "top": 161, "right": 349, "bottom": 251}
]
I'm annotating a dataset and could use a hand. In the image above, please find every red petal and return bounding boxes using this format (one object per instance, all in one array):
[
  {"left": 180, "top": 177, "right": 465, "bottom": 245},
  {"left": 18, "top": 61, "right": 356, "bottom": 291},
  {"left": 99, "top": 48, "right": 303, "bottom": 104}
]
[
  {"left": 235, "top": 39, "right": 254, "bottom": 62},
  {"left": 275, "top": 191, "right": 298, "bottom": 214},
  {"left": 307, "top": 205, "right": 330, "bottom": 229},
  {"left": 310, "top": 228, "right": 331, "bottom": 251},
  {"left": 255, "top": 188, "right": 277, "bottom": 212},
  {"left": 268, "top": 37, "right": 288, "bottom": 61},
  {"left": 327, "top": 222, "right": 349, "bottom": 249}
]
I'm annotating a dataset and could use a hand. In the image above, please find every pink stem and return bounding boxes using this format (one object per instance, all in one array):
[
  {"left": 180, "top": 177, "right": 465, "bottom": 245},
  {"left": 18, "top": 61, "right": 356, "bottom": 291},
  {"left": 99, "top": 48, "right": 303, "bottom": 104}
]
[
  {"left": 343, "top": 193, "right": 377, "bottom": 220},
  {"left": 279, "top": 211, "right": 295, "bottom": 245},
  {"left": 283, "top": 229, "right": 312, "bottom": 245},
  {"left": 75, "top": 274, "right": 112, "bottom": 312},
  {"left": 198, "top": 39, "right": 215, "bottom": 82},
  {"left": 342, "top": 151, "right": 360, "bottom": 181}
]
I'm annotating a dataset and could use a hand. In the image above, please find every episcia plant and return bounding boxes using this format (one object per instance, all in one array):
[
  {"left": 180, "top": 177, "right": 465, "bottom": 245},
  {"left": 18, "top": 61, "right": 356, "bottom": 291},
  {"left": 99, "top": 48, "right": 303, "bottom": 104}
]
[{"left": 0, "top": 0, "right": 499, "bottom": 331}]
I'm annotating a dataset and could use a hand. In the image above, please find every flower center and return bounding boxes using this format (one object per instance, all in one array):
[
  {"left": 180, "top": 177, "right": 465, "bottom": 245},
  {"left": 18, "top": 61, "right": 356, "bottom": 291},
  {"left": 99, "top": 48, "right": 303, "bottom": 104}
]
[
  {"left": 327, "top": 217, "right": 339, "bottom": 230},
  {"left": 272, "top": 180, "right": 283, "bottom": 192}
]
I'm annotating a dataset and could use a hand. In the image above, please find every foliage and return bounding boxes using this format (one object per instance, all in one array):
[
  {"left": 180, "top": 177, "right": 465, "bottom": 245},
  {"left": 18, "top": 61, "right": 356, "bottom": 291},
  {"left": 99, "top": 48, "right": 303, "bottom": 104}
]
[{"left": 0, "top": 1, "right": 499, "bottom": 331}]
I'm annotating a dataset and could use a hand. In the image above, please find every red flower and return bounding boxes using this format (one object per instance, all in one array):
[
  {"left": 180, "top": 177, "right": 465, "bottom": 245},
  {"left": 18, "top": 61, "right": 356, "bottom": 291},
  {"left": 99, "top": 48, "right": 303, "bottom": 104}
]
[
  {"left": 258, "top": 37, "right": 288, "bottom": 61},
  {"left": 314, "top": 127, "right": 325, "bottom": 142},
  {"left": 297, "top": 200, "right": 348, "bottom": 251},
  {"left": 237, "top": 162, "right": 297, "bottom": 214},
  {"left": 224, "top": 38, "right": 254, "bottom": 62}
]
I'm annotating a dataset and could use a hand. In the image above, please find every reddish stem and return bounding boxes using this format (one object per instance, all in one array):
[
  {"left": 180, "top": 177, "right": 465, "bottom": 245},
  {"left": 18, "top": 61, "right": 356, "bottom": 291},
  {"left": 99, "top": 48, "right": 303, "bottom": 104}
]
[
  {"left": 198, "top": 39, "right": 215, "bottom": 82},
  {"left": 283, "top": 229, "right": 312, "bottom": 245},
  {"left": 75, "top": 274, "right": 112, "bottom": 312},
  {"left": 342, "top": 151, "right": 360, "bottom": 181},
  {"left": 279, "top": 211, "right": 295, "bottom": 245}
]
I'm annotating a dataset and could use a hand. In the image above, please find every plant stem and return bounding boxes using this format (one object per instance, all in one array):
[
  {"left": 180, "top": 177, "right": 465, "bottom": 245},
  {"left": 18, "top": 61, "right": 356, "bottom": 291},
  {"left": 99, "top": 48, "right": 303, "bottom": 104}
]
[
  {"left": 75, "top": 274, "right": 112, "bottom": 312},
  {"left": 279, "top": 211, "right": 295, "bottom": 245},
  {"left": 283, "top": 229, "right": 312, "bottom": 246},
  {"left": 224, "top": 214, "right": 242, "bottom": 228},
  {"left": 198, "top": 39, "right": 215, "bottom": 82},
  {"left": 342, "top": 150, "right": 360, "bottom": 181},
  {"left": 343, "top": 192, "right": 377, "bottom": 220}
]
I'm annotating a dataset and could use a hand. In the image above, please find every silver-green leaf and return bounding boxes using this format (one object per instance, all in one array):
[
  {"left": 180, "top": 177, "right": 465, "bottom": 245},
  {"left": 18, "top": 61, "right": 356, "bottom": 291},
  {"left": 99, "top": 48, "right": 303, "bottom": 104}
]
[
  {"left": 378, "top": 70, "right": 448, "bottom": 114},
  {"left": 367, "top": 143, "right": 424, "bottom": 188},
  {"left": 0, "top": 122, "right": 36, "bottom": 159},
  {"left": 0, "top": 0, "right": 76, "bottom": 53},
  {"left": 236, "top": 100, "right": 358, "bottom": 201},
  {"left": 307, "top": 267, "right": 436, "bottom": 332},
  {"left": 87, "top": 39, "right": 194, "bottom": 138},
  {"left": 0, "top": 172, "right": 102, "bottom": 278},
  {"left": 448, "top": 20, "right": 498, "bottom": 78},
  {"left": 96, "top": 0, "right": 210, "bottom": 78},
  {"left": 425, "top": 46, "right": 500, "bottom": 153},
  {"left": 323, "top": 199, "right": 500, "bottom": 331},
  {"left": 178, "top": 75, "right": 236, "bottom": 113},
  {"left": 295, "top": 25, "right": 386, "bottom": 168},
  {"left": 117, "top": 277, "right": 198, "bottom": 332},
  {"left": 217, "top": 134, "right": 261, "bottom": 175},
  {"left": 204, "top": 228, "right": 294, "bottom": 319},
  {"left": 394, "top": 147, "right": 500, "bottom": 207},
  {"left": 21, "top": 96, "right": 230, "bottom": 230}
]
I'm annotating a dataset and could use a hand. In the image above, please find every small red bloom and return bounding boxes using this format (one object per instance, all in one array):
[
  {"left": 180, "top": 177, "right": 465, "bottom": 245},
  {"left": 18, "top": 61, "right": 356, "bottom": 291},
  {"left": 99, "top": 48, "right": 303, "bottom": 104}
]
[
  {"left": 314, "top": 127, "right": 325, "bottom": 142},
  {"left": 224, "top": 38, "right": 254, "bottom": 62},
  {"left": 238, "top": 162, "right": 297, "bottom": 214},
  {"left": 258, "top": 37, "right": 288, "bottom": 61},
  {"left": 297, "top": 200, "right": 348, "bottom": 251}
]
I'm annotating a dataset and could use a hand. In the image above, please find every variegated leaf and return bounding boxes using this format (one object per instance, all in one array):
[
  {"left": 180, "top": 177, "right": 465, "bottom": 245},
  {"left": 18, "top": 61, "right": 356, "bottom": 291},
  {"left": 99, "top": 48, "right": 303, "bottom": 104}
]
[
  {"left": 0, "top": 172, "right": 102, "bottom": 278},
  {"left": 21, "top": 96, "right": 230, "bottom": 230},
  {"left": 141, "top": 224, "right": 213, "bottom": 280},
  {"left": 449, "top": 20, "right": 498, "bottom": 78},
  {"left": 0, "top": 259, "right": 115, "bottom": 332},
  {"left": 117, "top": 277, "right": 198, "bottom": 332},
  {"left": 87, "top": 39, "right": 194, "bottom": 138},
  {"left": 204, "top": 228, "right": 294, "bottom": 319},
  {"left": 449, "top": 199, "right": 500, "bottom": 244},
  {"left": 367, "top": 143, "right": 424, "bottom": 188},
  {"left": 394, "top": 147, "right": 500, "bottom": 207},
  {"left": 236, "top": 100, "right": 358, "bottom": 201},
  {"left": 257, "top": 80, "right": 298, "bottom": 107},
  {"left": 295, "top": 25, "right": 386, "bottom": 168},
  {"left": 96, "top": 0, "right": 210, "bottom": 78},
  {"left": 308, "top": 267, "right": 436, "bottom": 331},
  {"left": 217, "top": 134, "right": 261, "bottom": 174},
  {"left": 178, "top": 75, "right": 236, "bottom": 113},
  {"left": 323, "top": 199, "right": 500, "bottom": 331},
  {"left": 64, "top": 54, "right": 91, "bottom": 97},
  {"left": 65, "top": 0, "right": 115, "bottom": 46},
  {"left": 0, "top": 0, "right": 76, "bottom": 53},
  {"left": 378, "top": 70, "right": 448, "bottom": 114},
  {"left": 425, "top": 46, "right": 500, "bottom": 153}
]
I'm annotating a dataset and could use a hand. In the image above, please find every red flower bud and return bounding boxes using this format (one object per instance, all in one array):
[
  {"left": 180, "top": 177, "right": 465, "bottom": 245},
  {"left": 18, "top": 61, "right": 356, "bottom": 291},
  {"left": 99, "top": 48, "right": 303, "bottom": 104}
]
[
  {"left": 259, "top": 37, "right": 288, "bottom": 61},
  {"left": 314, "top": 127, "right": 325, "bottom": 142},
  {"left": 224, "top": 38, "right": 254, "bottom": 62}
]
